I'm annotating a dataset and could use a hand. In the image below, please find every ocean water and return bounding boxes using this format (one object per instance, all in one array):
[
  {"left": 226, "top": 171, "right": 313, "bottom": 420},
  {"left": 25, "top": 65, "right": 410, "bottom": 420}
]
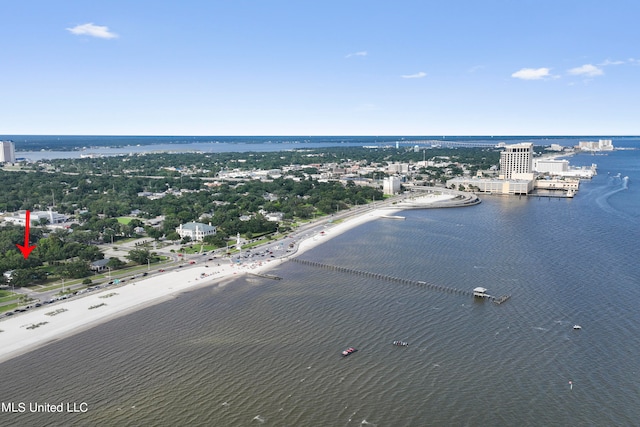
[{"left": 0, "top": 148, "right": 638, "bottom": 426}]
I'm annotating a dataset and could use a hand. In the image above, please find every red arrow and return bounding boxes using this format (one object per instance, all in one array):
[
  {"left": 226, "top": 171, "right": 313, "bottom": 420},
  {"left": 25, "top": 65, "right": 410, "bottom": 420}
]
[{"left": 16, "top": 210, "right": 37, "bottom": 259}]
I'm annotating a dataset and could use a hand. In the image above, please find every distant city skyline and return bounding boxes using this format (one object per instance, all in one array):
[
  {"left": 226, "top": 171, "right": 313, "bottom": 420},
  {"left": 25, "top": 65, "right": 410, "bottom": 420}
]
[{"left": 2, "top": 1, "right": 639, "bottom": 136}]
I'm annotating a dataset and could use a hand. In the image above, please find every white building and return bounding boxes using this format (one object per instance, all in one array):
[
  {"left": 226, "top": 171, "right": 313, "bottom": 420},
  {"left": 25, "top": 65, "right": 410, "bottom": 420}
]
[
  {"left": 499, "top": 143, "right": 533, "bottom": 180},
  {"left": 0, "top": 141, "right": 16, "bottom": 163},
  {"left": 383, "top": 176, "right": 402, "bottom": 195},
  {"left": 176, "top": 222, "right": 216, "bottom": 241},
  {"left": 4, "top": 209, "right": 68, "bottom": 226},
  {"left": 534, "top": 158, "right": 569, "bottom": 174},
  {"left": 578, "top": 139, "right": 614, "bottom": 151},
  {"left": 264, "top": 212, "right": 284, "bottom": 222},
  {"left": 387, "top": 163, "right": 409, "bottom": 174},
  {"left": 535, "top": 158, "right": 596, "bottom": 179},
  {"left": 447, "top": 177, "right": 534, "bottom": 195}
]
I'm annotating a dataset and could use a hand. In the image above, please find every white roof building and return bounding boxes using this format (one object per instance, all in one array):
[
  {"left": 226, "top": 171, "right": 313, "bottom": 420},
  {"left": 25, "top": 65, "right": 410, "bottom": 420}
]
[
  {"left": 176, "top": 222, "right": 216, "bottom": 241},
  {"left": 4, "top": 209, "right": 68, "bottom": 226}
]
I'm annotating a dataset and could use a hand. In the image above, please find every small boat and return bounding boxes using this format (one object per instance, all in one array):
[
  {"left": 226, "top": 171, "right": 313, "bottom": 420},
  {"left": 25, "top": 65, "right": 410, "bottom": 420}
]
[
  {"left": 341, "top": 347, "right": 357, "bottom": 357},
  {"left": 393, "top": 341, "right": 409, "bottom": 347},
  {"left": 573, "top": 325, "right": 582, "bottom": 330}
]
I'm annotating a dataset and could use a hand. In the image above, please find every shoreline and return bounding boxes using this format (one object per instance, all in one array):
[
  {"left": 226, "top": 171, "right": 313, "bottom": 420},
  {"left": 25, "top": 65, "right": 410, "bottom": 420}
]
[{"left": 0, "top": 193, "right": 454, "bottom": 364}]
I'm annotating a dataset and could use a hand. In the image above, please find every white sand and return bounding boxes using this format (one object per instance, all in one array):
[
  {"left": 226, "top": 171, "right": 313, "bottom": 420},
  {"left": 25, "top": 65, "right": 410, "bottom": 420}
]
[{"left": 0, "top": 193, "right": 454, "bottom": 363}]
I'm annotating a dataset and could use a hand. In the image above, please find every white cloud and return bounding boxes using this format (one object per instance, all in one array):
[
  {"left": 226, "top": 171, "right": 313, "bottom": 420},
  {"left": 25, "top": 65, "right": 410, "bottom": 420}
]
[
  {"left": 401, "top": 71, "right": 427, "bottom": 79},
  {"left": 568, "top": 64, "right": 603, "bottom": 76},
  {"left": 598, "top": 59, "right": 625, "bottom": 66},
  {"left": 511, "top": 67, "right": 551, "bottom": 80},
  {"left": 345, "top": 51, "right": 367, "bottom": 58},
  {"left": 66, "top": 23, "right": 118, "bottom": 39}
]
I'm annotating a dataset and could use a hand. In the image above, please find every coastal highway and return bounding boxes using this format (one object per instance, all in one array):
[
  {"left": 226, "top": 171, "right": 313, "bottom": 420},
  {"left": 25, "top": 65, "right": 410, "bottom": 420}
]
[{"left": 2, "top": 189, "right": 462, "bottom": 313}]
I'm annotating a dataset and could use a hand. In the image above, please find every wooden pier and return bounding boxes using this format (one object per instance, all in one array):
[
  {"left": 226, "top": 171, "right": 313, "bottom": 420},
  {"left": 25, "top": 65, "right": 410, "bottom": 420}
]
[
  {"left": 492, "top": 295, "right": 511, "bottom": 305},
  {"left": 290, "top": 258, "right": 474, "bottom": 297}
]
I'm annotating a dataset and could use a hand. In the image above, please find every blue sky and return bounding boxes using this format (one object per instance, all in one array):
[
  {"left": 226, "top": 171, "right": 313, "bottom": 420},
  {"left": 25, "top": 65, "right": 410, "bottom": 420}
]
[{"left": 2, "top": 1, "right": 639, "bottom": 136}]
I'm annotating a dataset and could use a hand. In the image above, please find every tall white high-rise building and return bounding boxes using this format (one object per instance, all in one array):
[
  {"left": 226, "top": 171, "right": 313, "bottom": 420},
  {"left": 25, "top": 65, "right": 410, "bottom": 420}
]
[
  {"left": 0, "top": 141, "right": 16, "bottom": 163},
  {"left": 499, "top": 142, "right": 533, "bottom": 180},
  {"left": 383, "top": 176, "right": 402, "bottom": 195}
]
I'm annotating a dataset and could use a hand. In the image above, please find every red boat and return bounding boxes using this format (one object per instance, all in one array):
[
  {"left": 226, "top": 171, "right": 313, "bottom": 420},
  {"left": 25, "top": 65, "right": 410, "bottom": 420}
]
[{"left": 341, "top": 347, "right": 357, "bottom": 357}]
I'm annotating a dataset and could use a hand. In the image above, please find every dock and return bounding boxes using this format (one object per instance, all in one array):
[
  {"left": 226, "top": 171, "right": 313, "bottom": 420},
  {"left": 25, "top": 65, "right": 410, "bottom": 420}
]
[{"left": 492, "top": 295, "right": 511, "bottom": 305}]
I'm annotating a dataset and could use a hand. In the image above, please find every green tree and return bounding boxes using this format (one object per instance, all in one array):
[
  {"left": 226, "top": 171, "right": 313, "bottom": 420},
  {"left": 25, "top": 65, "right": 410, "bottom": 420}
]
[
  {"left": 106, "top": 257, "right": 126, "bottom": 270},
  {"left": 58, "top": 261, "right": 92, "bottom": 279},
  {"left": 126, "top": 248, "right": 159, "bottom": 265},
  {"left": 9, "top": 268, "right": 47, "bottom": 287}
]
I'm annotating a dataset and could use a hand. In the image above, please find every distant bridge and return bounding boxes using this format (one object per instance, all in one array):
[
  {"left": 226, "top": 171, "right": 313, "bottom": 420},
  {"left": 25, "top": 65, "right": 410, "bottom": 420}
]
[{"left": 395, "top": 140, "right": 497, "bottom": 148}]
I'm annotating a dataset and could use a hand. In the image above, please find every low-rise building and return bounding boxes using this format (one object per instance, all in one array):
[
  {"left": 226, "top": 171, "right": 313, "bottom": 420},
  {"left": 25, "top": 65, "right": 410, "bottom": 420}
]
[
  {"left": 176, "top": 222, "right": 216, "bottom": 241},
  {"left": 90, "top": 259, "right": 111, "bottom": 272},
  {"left": 4, "top": 209, "right": 68, "bottom": 226},
  {"left": 447, "top": 177, "right": 534, "bottom": 195}
]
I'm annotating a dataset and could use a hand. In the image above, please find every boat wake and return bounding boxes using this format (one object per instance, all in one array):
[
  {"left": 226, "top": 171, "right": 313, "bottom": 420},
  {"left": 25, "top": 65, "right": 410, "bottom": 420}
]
[{"left": 595, "top": 174, "right": 633, "bottom": 221}]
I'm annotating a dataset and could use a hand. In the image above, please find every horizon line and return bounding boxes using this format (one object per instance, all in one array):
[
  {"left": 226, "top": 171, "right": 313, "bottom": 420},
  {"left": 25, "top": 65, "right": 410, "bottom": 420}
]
[{"left": 2, "top": 134, "right": 638, "bottom": 138}]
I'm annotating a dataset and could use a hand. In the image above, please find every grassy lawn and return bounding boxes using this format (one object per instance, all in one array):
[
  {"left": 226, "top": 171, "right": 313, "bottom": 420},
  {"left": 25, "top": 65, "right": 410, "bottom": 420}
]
[
  {"left": 0, "top": 302, "right": 20, "bottom": 314},
  {"left": 0, "top": 290, "right": 19, "bottom": 303},
  {"left": 116, "top": 216, "right": 136, "bottom": 225},
  {"left": 179, "top": 244, "right": 219, "bottom": 254}
]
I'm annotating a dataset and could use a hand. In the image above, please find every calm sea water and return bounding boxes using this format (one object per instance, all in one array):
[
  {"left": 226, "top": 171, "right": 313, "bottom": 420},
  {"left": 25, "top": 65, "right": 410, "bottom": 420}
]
[{"left": 0, "top": 147, "right": 638, "bottom": 426}]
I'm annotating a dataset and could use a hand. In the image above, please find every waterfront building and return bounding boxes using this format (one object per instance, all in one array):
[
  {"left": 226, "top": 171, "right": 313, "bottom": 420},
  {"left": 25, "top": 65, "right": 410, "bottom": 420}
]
[
  {"left": 535, "top": 158, "right": 597, "bottom": 179},
  {"left": 448, "top": 142, "right": 535, "bottom": 195},
  {"left": 534, "top": 179, "right": 580, "bottom": 191},
  {"left": 0, "top": 141, "right": 16, "bottom": 163},
  {"left": 176, "top": 222, "right": 216, "bottom": 241},
  {"left": 499, "top": 143, "right": 533, "bottom": 180},
  {"left": 534, "top": 159, "right": 569, "bottom": 174},
  {"left": 473, "top": 287, "right": 489, "bottom": 298},
  {"left": 447, "top": 177, "right": 534, "bottom": 195},
  {"left": 577, "top": 139, "right": 614, "bottom": 151}
]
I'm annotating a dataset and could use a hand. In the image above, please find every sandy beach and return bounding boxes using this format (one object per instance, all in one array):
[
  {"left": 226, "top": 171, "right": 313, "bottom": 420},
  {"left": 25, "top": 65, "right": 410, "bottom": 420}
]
[{"left": 0, "top": 193, "right": 455, "bottom": 364}]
